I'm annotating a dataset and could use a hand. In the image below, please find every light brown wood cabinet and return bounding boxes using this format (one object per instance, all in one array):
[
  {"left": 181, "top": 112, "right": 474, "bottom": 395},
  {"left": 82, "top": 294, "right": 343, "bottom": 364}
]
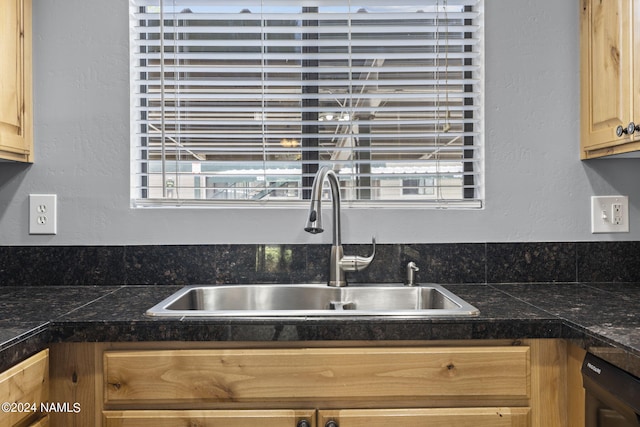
[
  {"left": 50, "top": 339, "right": 570, "bottom": 427},
  {"left": 0, "top": 0, "right": 33, "bottom": 163},
  {"left": 580, "top": 0, "right": 640, "bottom": 158},
  {"left": 0, "top": 349, "right": 49, "bottom": 427}
]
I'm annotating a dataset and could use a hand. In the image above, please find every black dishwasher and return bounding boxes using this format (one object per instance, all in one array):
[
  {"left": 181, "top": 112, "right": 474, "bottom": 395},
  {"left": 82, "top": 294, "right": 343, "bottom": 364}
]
[{"left": 582, "top": 352, "right": 640, "bottom": 427}]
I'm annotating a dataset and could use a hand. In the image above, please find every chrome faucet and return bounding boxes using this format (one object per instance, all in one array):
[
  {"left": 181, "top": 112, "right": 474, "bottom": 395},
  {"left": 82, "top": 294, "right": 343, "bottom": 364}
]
[{"left": 304, "top": 166, "right": 375, "bottom": 287}]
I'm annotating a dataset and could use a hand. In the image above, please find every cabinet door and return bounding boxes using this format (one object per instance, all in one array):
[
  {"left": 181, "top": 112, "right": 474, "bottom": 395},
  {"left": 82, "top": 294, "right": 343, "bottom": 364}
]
[
  {"left": 319, "top": 408, "right": 530, "bottom": 427},
  {"left": 103, "top": 409, "right": 316, "bottom": 427},
  {"left": 0, "top": 0, "right": 33, "bottom": 162},
  {"left": 580, "top": 0, "right": 633, "bottom": 157},
  {"left": 0, "top": 350, "right": 49, "bottom": 427}
]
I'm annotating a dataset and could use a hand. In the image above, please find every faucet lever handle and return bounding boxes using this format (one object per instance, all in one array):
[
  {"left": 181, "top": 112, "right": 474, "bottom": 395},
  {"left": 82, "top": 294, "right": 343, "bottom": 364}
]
[{"left": 340, "top": 237, "right": 376, "bottom": 272}]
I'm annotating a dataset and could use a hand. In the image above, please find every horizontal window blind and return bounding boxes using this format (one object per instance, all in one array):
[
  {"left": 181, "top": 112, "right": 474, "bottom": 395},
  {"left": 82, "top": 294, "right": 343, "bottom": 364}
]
[{"left": 130, "top": 0, "right": 483, "bottom": 207}]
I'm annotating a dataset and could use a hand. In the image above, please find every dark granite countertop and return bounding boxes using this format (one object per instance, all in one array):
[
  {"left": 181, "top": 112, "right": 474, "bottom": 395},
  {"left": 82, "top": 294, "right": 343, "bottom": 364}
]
[{"left": 0, "top": 283, "right": 638, "bottom": 376}]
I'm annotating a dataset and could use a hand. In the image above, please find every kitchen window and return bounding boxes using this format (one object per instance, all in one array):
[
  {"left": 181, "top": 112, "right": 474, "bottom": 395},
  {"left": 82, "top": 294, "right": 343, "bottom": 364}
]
[{"left": 130, "top": 0, "right": 484, "bottom": 208}]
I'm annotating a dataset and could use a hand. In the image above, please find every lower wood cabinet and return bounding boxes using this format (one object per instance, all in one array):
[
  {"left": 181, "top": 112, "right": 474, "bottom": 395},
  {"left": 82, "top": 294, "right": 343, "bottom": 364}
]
[
  {"left": 49, "top": 339, "right": 570, "bottom": 427},
  {"left": 0, "top": 349, "right": 49, "bottom": 427}
]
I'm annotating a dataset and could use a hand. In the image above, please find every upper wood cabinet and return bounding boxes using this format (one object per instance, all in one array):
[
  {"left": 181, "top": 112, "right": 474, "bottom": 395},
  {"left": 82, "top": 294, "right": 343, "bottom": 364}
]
[
  {"left": 0, "top": 0, "right": 33, "bottom": 163},
  {"left": 580, "top": 0, "right": 640, "bottom": 159}
]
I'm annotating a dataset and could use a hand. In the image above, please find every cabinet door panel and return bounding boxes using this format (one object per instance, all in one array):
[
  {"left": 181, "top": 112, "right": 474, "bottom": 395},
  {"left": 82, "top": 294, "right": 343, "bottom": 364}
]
[
  {"left": 0, "top": 0, "right": 21, "bottom": 129},
  {"left": 104, "top": 347, "right": 529, "bottom": 406},
  {"left": 0, "top": 350, "right": 49, "bottom": 427},
  {"left": 580, "top": 0, "right": 633, "bottom": 154},
  {"left": 319, "top": 408, "right": 530, "bottom": 427},
  {"left": 103, "top": 409, "right": 315, "bottom": 427},
  {"left": 0, "top": 0, "right": 32, "bottom": 162}
]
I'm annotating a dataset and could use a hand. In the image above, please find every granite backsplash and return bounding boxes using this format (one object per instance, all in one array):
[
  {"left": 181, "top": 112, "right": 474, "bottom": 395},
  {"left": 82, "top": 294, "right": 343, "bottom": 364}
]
[{"left": 1, "top": 241, "right": 639, "bottom": 286}]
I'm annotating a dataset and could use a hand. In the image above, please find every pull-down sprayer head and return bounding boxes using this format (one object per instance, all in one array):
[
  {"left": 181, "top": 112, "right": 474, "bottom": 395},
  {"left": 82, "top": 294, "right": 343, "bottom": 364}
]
[
  {"left": 304, "top": 166, "right": 339, "bottom": 240},
  {"left": 304, "top": 199, "right": 323, "bottom": 234}
]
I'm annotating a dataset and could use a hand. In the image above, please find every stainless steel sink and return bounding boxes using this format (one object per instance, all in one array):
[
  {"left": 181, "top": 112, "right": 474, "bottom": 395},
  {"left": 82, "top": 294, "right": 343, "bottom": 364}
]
[{"left": 146, "top": 284, "right": 480, "bottom": 317}]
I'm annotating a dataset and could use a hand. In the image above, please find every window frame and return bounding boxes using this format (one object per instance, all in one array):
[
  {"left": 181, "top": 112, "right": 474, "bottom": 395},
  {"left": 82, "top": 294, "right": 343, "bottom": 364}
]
[{"left": 129, "top": 0, "right": 484, "bottom": 209}]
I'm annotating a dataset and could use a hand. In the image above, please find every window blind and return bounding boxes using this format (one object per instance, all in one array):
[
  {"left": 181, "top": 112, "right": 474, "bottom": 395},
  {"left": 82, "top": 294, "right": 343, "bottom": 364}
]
[{"left": 130, "top": 0, "right": 483, "bottom": 207}]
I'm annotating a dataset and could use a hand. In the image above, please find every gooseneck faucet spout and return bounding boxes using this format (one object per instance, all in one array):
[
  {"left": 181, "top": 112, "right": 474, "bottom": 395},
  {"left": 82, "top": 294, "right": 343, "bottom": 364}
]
[{"left": 304, "top": 166, "right": 375, "bottom": 287}]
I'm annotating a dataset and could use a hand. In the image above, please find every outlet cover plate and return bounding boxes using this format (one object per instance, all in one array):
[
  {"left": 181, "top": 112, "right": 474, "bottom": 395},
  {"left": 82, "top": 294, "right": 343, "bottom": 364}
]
[
  {"left": 591, "top": 195, "right": 629, "bottom": 233},
  {"left": 29, "top": 194, "right": 57, "bottom": 235}
]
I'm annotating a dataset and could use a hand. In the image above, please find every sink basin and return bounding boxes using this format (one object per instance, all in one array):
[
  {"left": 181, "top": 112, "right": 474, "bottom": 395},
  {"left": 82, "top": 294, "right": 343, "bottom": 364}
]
[{"left": 146, "top": 284, "right": 480, "bottom": 317}]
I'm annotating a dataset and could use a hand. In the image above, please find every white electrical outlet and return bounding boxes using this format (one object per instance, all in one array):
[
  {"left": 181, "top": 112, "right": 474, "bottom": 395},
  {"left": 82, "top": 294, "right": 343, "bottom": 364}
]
[
  {"left": 591, "top": 195, "right": 629, "bottom": 233},
  {"left": 29, "top": 194, "right": 57, "bottom": 235}
]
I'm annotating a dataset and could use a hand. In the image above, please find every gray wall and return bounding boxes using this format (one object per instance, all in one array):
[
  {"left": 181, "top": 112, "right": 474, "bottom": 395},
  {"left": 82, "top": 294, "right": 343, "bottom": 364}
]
[{"left": 0, "top": 0, "right": 638, "bottom": 245}]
